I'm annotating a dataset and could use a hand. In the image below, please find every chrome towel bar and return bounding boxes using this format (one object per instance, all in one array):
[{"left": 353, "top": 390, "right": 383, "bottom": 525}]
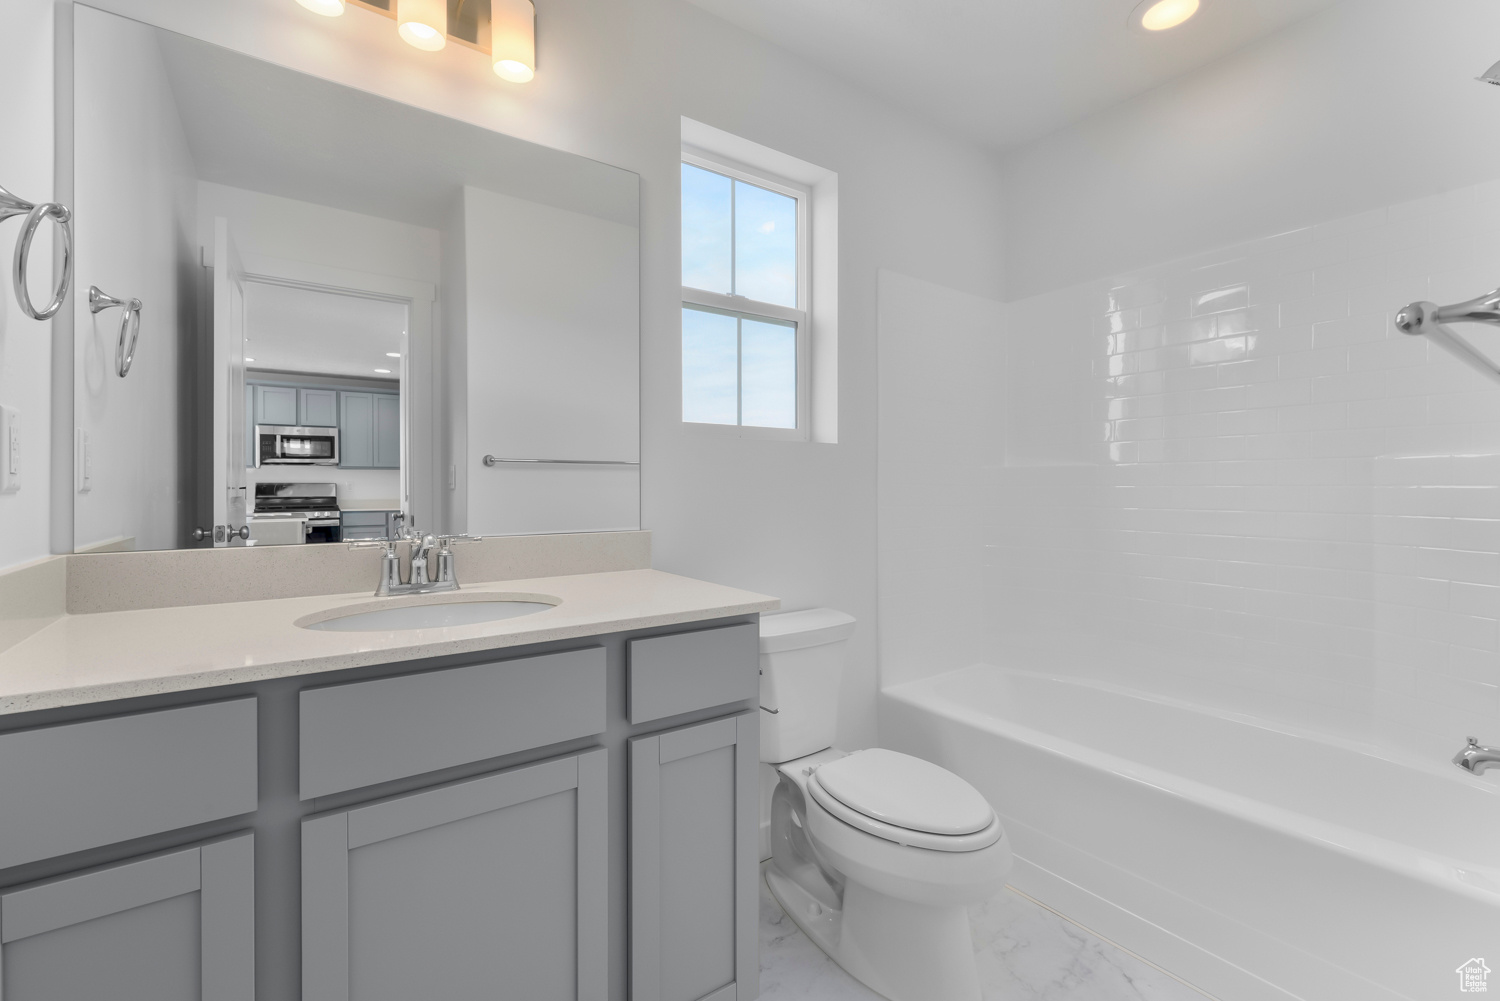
[
  {"left": 0, "top": 183, "right": 73, "bottom": 321},
  {"left": 482, "top": 455, "right": 640, "bottom": 467},
  {"left": 89, "top": 285, "right": 143, "bottom": 378}
]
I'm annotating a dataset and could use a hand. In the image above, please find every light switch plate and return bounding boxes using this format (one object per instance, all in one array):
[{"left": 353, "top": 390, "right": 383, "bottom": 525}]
[{"left": 0, "top": 406, "right": 17, "bottom": 494}]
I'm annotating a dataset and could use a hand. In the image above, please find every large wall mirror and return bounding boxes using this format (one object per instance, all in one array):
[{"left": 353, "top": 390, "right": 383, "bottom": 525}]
[{"left": 68, "top": 5, "right": 640, "bottom": 553}]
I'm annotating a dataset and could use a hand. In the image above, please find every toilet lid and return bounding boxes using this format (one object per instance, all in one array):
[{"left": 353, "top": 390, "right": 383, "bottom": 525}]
[{"left": 812, "top": 749, "right": 994, "bottom": 837}]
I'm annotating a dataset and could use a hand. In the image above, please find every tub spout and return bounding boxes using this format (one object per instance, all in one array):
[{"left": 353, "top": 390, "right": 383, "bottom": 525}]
[{"left": 1453, "top": 736, "right": 1500, "bottom": 775}]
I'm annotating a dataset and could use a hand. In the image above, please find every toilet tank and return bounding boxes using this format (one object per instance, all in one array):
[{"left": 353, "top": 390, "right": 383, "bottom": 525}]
[{"left": 758, "top": 608, "right": 857, "bottom": 763}]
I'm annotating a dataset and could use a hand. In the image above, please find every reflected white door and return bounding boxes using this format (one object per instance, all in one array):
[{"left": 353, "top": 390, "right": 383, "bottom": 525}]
[{"left": 212, "top": 218, "right": 248, "bottom": 546}]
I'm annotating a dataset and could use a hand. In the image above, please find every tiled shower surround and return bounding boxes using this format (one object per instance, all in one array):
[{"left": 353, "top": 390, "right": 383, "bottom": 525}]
[{"left": 994, "top": 179, "right": 1500, "bottom": 760}]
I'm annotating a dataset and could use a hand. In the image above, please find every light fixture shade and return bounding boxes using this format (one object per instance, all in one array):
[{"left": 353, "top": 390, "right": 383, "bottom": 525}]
[
  {"left": 397, "top": 0, "right": 447, "bottom": 51},
  {"left": 492, "top": 0, "right": 536, "bottom": 83},
  {"left": 1129, "top": 0, "right": 1201, "bottom": 33},
  {"left": 295, "top": 0, "right": 347, "bottom": 15},
  {"left": 1479, "top": 59, "right": 1500, "bottom": 86}
]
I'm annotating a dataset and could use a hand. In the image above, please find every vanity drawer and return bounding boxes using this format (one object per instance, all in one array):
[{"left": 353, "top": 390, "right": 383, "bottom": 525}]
[
  {"left": 299, "top": 647, "right": 607, "bottom": 799},
  {"left": 0, "top": 698, "right": 259, "bottom": 870},
  {"left": 628, "top": 622, "right": 759, "bottom": 725}
]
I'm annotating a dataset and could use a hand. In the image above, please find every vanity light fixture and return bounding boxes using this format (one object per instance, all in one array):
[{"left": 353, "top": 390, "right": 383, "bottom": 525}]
[
  {"left": 1129, "top": 0, "right": 1200, "bottom": 32},
  {"left": 491, "top": 0, "right": 536, "bottom": 83},
  {"left": 295, "top": 0, "right": 346, "bottom": 15},
  {"left": 292, "top": 0, "right": 536, "bottom": 83},
  {"left": 385, "top": 352, "right": 402, "bottom": 358},
  {"left": 374, "top": 368, "right": 393, "bottom": 374},
  {"left": 396, "top": 0, "right": 447, "bottom": 51},
  {"left": 1479, "top": 60, "right": 1500, "bottom": 85}
]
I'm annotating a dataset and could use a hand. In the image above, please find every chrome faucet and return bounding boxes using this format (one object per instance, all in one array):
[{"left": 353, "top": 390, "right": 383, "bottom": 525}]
[
  {"left": 350, "top": 524, "right": 480, "bottom": 597},
  {"left": 1453, "top": 737, "right": 1500, "bottom": 775}
]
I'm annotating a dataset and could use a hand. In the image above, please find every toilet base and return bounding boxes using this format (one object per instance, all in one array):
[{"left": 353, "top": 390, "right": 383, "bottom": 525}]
[{"left": 764, "top": 862, "right": 982, "bottom": 1001}]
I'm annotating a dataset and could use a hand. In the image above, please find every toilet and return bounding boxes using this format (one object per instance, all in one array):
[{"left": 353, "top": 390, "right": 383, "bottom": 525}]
[{"left": 759, "top": 609, "right": 1012, "bottom": 1001}]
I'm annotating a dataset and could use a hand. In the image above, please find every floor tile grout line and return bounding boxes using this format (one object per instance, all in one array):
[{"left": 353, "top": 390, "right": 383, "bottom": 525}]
[{"left": 1002, "top": 884, "right": 1222, "bottom": 1001}]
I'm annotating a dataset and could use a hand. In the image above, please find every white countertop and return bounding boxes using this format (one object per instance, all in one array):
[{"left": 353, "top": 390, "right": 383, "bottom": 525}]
[{"left": 0, "top": 569, "right": 778, "bottom": 714}]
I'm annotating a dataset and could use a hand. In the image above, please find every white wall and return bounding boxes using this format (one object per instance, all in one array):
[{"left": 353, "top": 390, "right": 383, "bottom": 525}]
[
  {"left": 195, "top": 182, "right": 441, "bottom": 288},
  {"left": 994, "top": 184, "right": 1500, "bottom": 761},
  {"left": 663, "top": 6, "right": 1007, "bottom": 747},
  {"left": 0, "top": 0, "right": 57, "bottom": 569},
  {"left": 0, "top": 0, "right": 1008, "bottom": 746},
  {"left": 460, "top": 184, "right": 640, "bottom": 536},
  {"left": 72, "top": 7, "right": 196, "bottom": 552},
  {"left": 1002, "top": 0, "right": 1500, "bottom": 300},
  {"left": 876, "top": 270, "right": 1004, "bottom": 690},
  {"left": 975, "top": 0, "right": 1500, "bottom": 761}
]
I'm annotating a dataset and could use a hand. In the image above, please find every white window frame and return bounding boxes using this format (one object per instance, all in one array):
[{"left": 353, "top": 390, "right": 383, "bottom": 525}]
[{"left": 681, "top": 146, "right": 811, "bottom": 441}]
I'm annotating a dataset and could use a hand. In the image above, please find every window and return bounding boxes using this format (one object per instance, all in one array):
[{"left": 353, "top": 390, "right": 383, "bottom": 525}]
[{"left": 681, "top": 153, "right": 809, "bottom": 438}]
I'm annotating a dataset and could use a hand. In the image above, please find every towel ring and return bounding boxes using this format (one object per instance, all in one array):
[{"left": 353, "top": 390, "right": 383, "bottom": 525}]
[
  {"left": 89, "top": 285, "right": 143, "bottom": 378},
  {"left": 0, "top": 184, "right": 73, "bottom": 321}
]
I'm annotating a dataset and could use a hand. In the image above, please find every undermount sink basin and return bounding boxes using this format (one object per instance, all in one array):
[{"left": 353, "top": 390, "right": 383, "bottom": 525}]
[{"left": 299, "top": 595, "right": 559, "bottom": 632}]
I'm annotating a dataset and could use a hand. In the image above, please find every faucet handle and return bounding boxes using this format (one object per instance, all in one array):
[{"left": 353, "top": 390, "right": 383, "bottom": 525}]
[
  {"left": 1469, "top": 736, "right": 1481, "bottom": 747},
  {"left": 437, "top": 533, "right": 481, "bottom": 549},
  {"left": 349, "top": 539, "right": 395, "bottom": 552}
]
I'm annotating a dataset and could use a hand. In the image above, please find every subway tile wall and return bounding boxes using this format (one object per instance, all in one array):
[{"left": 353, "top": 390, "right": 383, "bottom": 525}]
[{"left": 993, "top": 179, "right": 1500, "bottom": 760}]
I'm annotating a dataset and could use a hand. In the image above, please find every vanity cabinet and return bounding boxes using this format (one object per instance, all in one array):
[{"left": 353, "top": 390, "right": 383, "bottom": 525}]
[
  {"left": 0, "top": 834, "right": 255, "bottom": 1001},
  {"left": 303, "top": 750, "right": 608, "bottom": 1001},
  {"left": 0, "top": 613, "right": 761, "bottom": 1001},
  {"left": 631, "top": 713, "right": 759, "bottom": 1001}
]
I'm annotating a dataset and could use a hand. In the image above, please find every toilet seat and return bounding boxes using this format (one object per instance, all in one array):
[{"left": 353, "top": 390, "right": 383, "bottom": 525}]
[{"left": 806, "top": 749, "right": 1002, "bottom": 853}]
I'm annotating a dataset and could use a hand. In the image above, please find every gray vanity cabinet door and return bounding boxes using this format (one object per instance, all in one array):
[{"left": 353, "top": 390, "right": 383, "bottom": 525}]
[
  {"left": 631, "top": 712, "right": 758, "bottom": 1001},
  {"left": 303, "top": 749, "right": 607, "bottom": 1001},
  {"left": 373, "top": 394, "right": 400, "bottom": 468},
  {"left": 255, "top": 384, "right": 298, "bottom": 427},
  {"left": 0, "top": 832, "right": 254, "bottom": 1001},
  {"left": 339, "top": 392, "right": 374, "bottom": 468},
  {"left": 300, "top": 388, "right": 339, "bottom": 427}
]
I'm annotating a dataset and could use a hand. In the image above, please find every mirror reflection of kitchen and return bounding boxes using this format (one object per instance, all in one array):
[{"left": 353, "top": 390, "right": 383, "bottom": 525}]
[
  {"left": 69, "top": 7, "right": 640, "bottom": 554},
  {"left": 245, "top": 284, "right": 407, "bottom": 548}
]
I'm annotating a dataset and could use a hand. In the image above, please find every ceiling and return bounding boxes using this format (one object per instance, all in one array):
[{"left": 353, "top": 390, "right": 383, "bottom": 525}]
[
  {"left": 244, "top": 283, "right": 407, "bottom": 381},
  {"left": 685, "top": 0, "right": 1346, "bottom": 151}
]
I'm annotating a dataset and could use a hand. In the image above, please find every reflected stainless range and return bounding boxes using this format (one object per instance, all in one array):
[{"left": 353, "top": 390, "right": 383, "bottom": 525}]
[
  {"left": 252, "top": 483, "right": 340, "bottom": 544},
  {"left": 256, "top": 425, "right": 339, "bottom": 466}
]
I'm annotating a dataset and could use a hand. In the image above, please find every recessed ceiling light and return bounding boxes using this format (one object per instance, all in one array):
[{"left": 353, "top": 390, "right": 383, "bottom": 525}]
[
  {"left": 374, "top": 368, "right": 392, "bottom": 374},
  {"left": 386, "top": 352, "right": 402, "bottom": 358},
  {"left": 1129, "top": 0, "right": 1200, "bottom": 33}
]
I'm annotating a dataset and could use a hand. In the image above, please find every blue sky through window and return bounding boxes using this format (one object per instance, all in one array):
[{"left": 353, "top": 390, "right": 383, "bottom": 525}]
[{"left": 682, "top": 160, "right": 799, "bottom": 429}]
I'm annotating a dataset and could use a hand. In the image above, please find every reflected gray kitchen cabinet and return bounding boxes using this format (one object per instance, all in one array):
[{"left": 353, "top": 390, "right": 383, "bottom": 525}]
[
  {"left": 300, "top": 388, "right": 339, "bottom": 428},
  {"left": 631, "top": 712, "right": 758, "bottom": 1001},
  {"left": 374, "top": 394, "right": 400, "bottom": 468},
  {"left": 339, "top": 392, "right": 399, "bottom": 469},
  {"left": 0, "top": 833, "right": 255, "bottom": 1001},
  {"left": 339, "top": 392, "right": 374, "bottom": 468},
  {"left": 254, "top": 384, "right": 298, "bottom": 427},
  {"left": 303, "top": 749, "right": 608, "bottom": 1001}
]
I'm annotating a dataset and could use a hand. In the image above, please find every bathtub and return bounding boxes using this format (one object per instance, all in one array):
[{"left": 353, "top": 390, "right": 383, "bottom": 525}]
[{"left": 881, "top": 665, "right": 1500, "bottom": 1001}]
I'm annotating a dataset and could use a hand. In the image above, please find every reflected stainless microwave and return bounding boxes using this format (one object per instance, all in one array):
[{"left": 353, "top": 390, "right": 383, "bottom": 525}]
[{"left": 256, "top": 425, "right": 339, "bottom": 466}]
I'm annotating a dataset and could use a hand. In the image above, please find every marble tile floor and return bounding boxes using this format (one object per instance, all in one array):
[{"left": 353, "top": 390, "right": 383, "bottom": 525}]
[{"left": 758, "top": 879, "right": 1215, "bottom": 1001}]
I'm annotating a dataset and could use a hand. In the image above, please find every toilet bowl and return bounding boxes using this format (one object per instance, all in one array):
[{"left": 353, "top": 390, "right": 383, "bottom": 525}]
[{"left": 758, "top": 610, "right": 1012, "bottom": 1001}]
